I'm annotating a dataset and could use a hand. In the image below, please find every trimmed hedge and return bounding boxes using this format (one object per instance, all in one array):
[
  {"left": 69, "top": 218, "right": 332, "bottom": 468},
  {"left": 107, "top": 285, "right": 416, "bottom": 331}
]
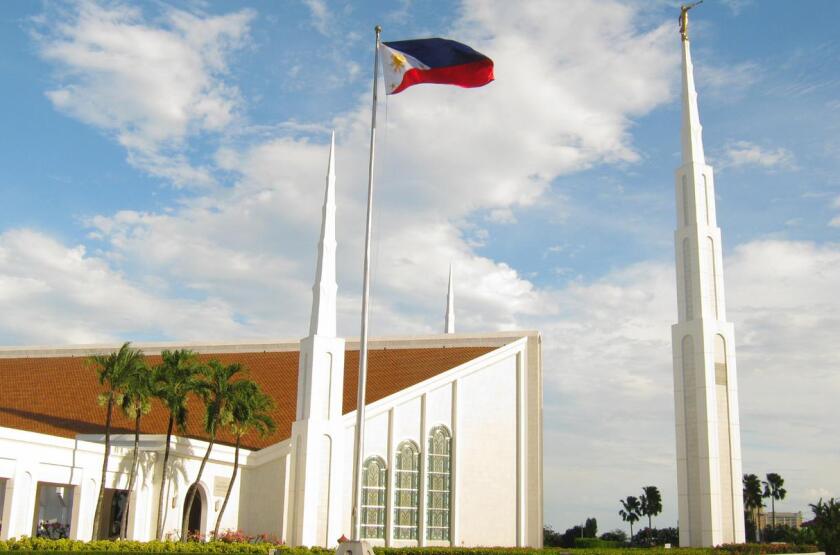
[
  {"left": 0, "top": 538, "right": 334, "bottom": 553},
  {"left": 0, "top": 541, "right": 821, "bottom": 555},
  {"left": 377, "top": 547, "right": 819, "bottom": 555}
]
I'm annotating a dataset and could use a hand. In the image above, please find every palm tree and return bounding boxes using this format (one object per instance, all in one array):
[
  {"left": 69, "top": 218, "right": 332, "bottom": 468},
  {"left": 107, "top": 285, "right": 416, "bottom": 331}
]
[
  {"left": 763, "top": 473, "right": 787, "bottom": 530},
  {"left": 809, "top": 498, "right": 840, "bottom": 555},
  {"left": 640, "top": 485, "right": 662, "bottom": 532},
  {"left": 743, "top": 473, "right": 764, "bottom": 542},
  {"left": 152, "top": 350, "right": 208, "bottom": 540},
  {"left": 212, "top": 380, "right": 276, "bottom": 538},
  {"left": 619, "top": 496, "right": 642, "bottom": 540},
  {"left": 115, "top": 354, "right": 153, "bottom": 539},
  {"left": 87, "top": 342, "right": 144, "bottom": 539},
  {"left": 181, "top": 360, "right": 244, "bottom": 541}
]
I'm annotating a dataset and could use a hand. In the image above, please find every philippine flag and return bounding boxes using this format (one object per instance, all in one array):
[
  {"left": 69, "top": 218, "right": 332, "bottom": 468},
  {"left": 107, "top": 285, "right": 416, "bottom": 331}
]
[{"left": 379, "top": 38, "right": 494, "bottom": 95}]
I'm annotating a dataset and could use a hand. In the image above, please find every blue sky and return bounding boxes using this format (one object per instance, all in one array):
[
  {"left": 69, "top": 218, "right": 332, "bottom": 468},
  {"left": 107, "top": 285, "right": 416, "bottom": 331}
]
[{"left": 1, "top": 0, "right": 839, "bottom": 535}]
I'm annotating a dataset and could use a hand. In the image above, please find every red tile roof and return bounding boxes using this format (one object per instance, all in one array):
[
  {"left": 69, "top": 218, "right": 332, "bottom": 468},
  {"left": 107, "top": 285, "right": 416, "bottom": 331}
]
[{"left": 0, "top": 346, "right": 494, "bottom": 450}]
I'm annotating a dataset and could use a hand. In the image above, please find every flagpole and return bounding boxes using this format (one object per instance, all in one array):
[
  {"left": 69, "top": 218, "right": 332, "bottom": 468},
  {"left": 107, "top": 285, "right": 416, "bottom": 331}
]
[{"left": 350, "top": 23, "right": 382, "bottom": 543}]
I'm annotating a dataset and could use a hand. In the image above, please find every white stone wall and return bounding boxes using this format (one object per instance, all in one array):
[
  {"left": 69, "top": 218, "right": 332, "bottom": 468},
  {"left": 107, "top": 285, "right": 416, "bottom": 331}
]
[
  {"left": 0, "top": 428, "right": 251, "bottom": 541},
  {"left": 238, "top": 444, "right": 290, "bottom": 540},
  {"left": 338, "top": 336, "right": 542, "bottom": 548},
  {"left": 458, "top": 354, "right": 517, "bottom": 545}
]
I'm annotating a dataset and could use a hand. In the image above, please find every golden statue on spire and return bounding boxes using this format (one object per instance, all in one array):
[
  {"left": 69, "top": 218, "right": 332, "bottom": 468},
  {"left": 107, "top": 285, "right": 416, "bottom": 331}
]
[{"left": 679, "top": 1, "right": 703, "bottom": 41}]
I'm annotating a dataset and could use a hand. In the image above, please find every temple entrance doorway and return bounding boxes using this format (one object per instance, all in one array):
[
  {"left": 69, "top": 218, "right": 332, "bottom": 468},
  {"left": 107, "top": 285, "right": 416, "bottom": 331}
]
[{"left": 182, "top": 485, "right": 205, "bottom": 540}]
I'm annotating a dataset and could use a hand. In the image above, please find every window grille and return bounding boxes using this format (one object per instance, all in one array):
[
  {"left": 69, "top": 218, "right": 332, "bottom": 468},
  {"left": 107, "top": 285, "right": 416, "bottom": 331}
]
[
  {"left": 361, "top": 457, "right": 387, "bottom": 539},
  {"left": 393, "top": 441, "right": 419, "bottom": 540},
  {"left": 426, "top": 426, "right": 451, "bottom": 541}
]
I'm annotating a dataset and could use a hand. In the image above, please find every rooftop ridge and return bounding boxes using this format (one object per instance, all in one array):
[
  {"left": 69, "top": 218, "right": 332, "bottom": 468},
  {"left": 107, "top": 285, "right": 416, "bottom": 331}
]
[{"left": 0, "top": 330, "right": 537, "bottom": 358}]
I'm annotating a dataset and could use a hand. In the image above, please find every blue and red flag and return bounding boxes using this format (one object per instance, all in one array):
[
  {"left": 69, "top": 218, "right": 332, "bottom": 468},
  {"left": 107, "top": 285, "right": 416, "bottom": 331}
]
[{"left": 379, "top": 38, "right": 494, "bottom": 95}]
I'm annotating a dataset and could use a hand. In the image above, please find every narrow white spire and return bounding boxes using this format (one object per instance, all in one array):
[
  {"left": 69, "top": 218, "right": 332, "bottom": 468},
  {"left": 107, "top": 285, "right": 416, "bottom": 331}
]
[
  {"left": 444, "top": 264, "right": 455, "bottom": 334},
  {"left": 671, "top": 17, "right": 745, "bottom": 547},
  {"left": 308, "top": 131, "right": 337, "bottom": 337},
  {"left": 681, "top": 39, "right": 706, "bottom": 166}
]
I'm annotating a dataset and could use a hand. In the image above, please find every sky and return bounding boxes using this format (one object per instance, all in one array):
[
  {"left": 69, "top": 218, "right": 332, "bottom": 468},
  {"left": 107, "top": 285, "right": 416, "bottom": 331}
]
[{"left": 1, "top": 0, "right": 839, "bottom": 536}]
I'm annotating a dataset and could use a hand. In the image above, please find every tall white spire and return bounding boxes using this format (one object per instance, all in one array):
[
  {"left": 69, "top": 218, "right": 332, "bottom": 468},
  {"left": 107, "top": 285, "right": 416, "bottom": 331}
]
[
  {"left": 681, "top": 39, "right": 705, "bottom": 166},
  {"left": 309, "top": 131, "right": 337, "bottom": 337},
  {"left": 445, "top": 264, "right": 455, "bottom": 334},
  {"left": 288, "top": 131, "right": 346, "bottom": 547},
  {"left": 672, "top": 22, "right": 745, "bottom": 548}
]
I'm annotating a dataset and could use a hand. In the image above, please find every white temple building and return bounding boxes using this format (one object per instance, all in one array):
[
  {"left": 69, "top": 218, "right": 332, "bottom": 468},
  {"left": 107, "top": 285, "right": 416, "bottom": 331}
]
[
  {"left": 671, "top": 21, "right": 746, "bottom": 548},
  {"left": 0, "top": 135, "right": 544, "bottom": 546}
]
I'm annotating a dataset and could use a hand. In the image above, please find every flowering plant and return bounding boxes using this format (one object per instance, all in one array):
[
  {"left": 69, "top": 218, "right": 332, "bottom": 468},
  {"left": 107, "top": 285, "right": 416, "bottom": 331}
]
[
  {"left": 211, "top": 529, "right": 284, "bottom": 545},
  {"left": 186, "top": 530, "right": 205, "bottom": 542}
]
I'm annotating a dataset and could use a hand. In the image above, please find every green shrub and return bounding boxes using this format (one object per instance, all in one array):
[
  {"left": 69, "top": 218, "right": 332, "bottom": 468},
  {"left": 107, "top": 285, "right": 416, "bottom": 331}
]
[
  {"left": 572, "top": 537, "right": 623, "bottom": 548},
  {"left": 716, "top": 543, "right": 820, "bottom": 555}
]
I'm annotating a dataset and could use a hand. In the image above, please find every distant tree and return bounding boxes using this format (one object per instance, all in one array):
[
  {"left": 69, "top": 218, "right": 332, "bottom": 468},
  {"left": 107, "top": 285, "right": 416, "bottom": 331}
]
[
  {"left": 584, "top": 517, "right": 598, "bottom": 538},
  {"left": 561, "top": 525, "right": 585, "bottom": 547},
  {"left": 763, "top": 523, "right": 815, "bottom": 544},
  {"left": 656, "top": 527, "right": 680, "bottom": 546},
  {"left": 87, "top": 342, "right": 143, "bottom": 539},
  {"left": 212, "top": 380, "right": 276, "bottom": 538},
  {"left": 640, "top": 486, "right": 663, "bottom": 531},
  {"left": 809, "top": 498, "right": 840, "bottom": 555},
  {"left": 631, "top": 527, "right": 680, "bottom": 547},
  {"left": 619, "top": 496, "right": 642, "bottom": 540},
  {"left": 763, "top": 473, "right": 787, "bottom": 530},
  {"left": 115, "top": 353, "right": 153, "bottom": 539},
  {"left": 743, "top": 473, "right": 764, "bottom": 542},
  {"left": 600, "top": 529, "right": 628, "bottom": 543},
  {"left": 543, "top": 525, "right": 564, "bottom": 547}
]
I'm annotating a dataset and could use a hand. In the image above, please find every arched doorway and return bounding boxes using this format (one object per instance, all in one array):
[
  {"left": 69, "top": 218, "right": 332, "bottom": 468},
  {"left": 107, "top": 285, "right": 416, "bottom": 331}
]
[{"left": 182, "top": 484, "right": 204, "bottom": 540}]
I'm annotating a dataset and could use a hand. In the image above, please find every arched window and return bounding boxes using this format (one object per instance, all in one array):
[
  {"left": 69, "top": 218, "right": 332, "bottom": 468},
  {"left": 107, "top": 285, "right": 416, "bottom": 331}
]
[
  {"left": 714, "top": 334, "right": 728, "bottom": 386},
  {"left": 426, "top": 426, "right": 451, "bottom": 541},
  {"left": 683, "top": 238, "right": 694, "bottom": 320},
  {"left": 682, "top": 335, "right": 695, "bottom": 390},
  {"left": 361, "top": 456, "right": 387, "bottom": 539},
  {"left": 682, "top": 175, "right": 690, "bottom": 226},
  {"left": 706, "top": 237, "right": 719, "bottom": 318},
  {"left": 393, "top": 441, "right": 419, "bottom": 540}
]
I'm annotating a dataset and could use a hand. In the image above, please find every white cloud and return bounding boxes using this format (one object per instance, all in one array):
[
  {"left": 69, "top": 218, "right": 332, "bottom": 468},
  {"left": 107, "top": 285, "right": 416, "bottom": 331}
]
[
  {"left": 80, "top": 0, "right": 678, "bottom": 336},
  {"left": 717, "top": 140, "right": 796, "bottom": 171},
  {"left": 538, "top": 239, "right": 840, "bottom": 530},
  {"left": 34, "top": 1, "right": 254, "bottom": 187},
  {"left": 696, "top": 61, "right": 762, "bottom": 100},
  {"left": 486, "top": 208, "right": 517, "bottom": 225},
  {"left": 302, "top": 0, "right": 331, "bottom": 36},
  {"left": 0, "top": 229, "right": 249, "bottom": 344},
  {"left": 720, "top": 0, "right": 755, "bottom": 16}
]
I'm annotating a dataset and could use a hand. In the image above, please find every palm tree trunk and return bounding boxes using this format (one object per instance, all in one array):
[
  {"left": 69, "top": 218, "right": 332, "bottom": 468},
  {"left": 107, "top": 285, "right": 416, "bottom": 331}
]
[
  {"left": 213, "top": 435, "right": 240, "bottom": 538},
  {"left": 155, "top": 414, "right": 175, "bottom": 540},
  {"left": 182, "top": 430, "right": 216, "bottom": 541},
  {"left": 771, "top": 497, "right": 776, "bottom": 529},
  {"left": 120, "top": 412, "right": 142, "bottom": 539},
  {"left": 630, "top": 522, "right": 634, "bottom": 540},
  {"left": 648, "top": 514, "right": 652, "bottom": 531},
  {"left": 91, "top": 394, "right": 114, "bottom": 540}
]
